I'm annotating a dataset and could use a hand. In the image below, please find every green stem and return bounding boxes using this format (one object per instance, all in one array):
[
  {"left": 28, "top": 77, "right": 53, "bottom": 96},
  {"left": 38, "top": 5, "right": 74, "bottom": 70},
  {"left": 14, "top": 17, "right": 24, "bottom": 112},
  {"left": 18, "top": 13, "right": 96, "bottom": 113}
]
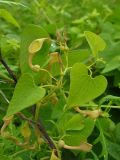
[
  {"left": 35, "top": 103, "right": 41, "bottom": 121},
  {"left": 11, "top": 149, "right": 28, "bottom": 158},
  {"left": 80, "top": 104, "right": 120, "bottom": 109}
]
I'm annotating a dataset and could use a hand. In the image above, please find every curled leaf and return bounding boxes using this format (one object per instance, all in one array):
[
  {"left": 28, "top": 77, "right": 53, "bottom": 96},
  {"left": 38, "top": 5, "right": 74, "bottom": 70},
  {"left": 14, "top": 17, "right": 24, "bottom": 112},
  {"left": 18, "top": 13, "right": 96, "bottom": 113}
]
[
  {"left": 28, "top": 38, "right": 50, "bottom": 72},
  {"left": 50, "top": 150, "right": 60, "bottom": 160},
  {"left": 28, "top": 38, "right": 49, "bottom": 54}
]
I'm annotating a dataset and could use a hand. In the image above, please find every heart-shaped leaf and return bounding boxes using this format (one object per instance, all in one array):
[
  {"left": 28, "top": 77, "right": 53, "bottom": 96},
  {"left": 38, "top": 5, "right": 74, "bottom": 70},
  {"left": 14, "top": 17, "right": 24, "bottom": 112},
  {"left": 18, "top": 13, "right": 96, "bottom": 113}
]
[
  {"left": 84, "top": 31, "right": 106, "bottom": 57},
  {"left": 5, "top": 74, "right": 45, "bottom": 117},
  {"left": 68, "top": 63, "right": 107, "bottom": 107}
]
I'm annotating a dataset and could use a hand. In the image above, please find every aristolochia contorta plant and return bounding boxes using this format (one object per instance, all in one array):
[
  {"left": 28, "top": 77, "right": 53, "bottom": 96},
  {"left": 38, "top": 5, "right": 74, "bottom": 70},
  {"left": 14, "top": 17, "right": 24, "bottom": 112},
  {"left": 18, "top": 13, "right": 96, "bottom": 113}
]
[{"left": 1, "top": 25, "right": 109, "bottom": 160}]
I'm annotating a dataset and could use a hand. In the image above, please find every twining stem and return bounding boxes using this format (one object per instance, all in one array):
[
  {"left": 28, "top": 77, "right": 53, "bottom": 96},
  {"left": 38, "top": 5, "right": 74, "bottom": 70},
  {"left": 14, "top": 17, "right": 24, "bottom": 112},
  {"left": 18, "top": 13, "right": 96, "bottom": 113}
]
[
  {"left": 0, "top": 50, "right": 17, "bottom": 83},
  {"left": 17, "top": 113, "right": 58, "bottom": 157}
]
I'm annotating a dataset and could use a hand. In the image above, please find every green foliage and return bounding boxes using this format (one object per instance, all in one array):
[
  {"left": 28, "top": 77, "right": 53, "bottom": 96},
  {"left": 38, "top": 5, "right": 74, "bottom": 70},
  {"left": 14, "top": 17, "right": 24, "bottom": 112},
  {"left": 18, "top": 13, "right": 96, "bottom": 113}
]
[
  {"left": 108, "top": 142, "right": 120, "bottom": 160},
  {"left": 68, "top": 63, "right": 107, "bottom": 107},
  {"left": 115, "top": 123, "right": 120, "bottom": 144},
  {"left": 102, "top": 56, "right": 120, "bottom": 73},
  {"left": 0, "top": 0, "right": 120, "bottom": 160},
  {"left": 0, "top": 9, "right": 20, "bottom": 28},
  {"left": 65, "top": 114, "right": 84, "bottom": 131},
  {"left": 0, "top": 155, "right": 11, "bottom": 160},
  {"left": 62, "top": 49, "right": 90, "bottom": 67},
  {"left": 20, "top": 25, "right": 49, "bottom": 71},
  {"left": 84, "top": 31, "right": 106, "bottom": 57},
  {"left": 6, "top": 74, "right": 45, "bottom": 117},
  {"left": 63, "top": 116, "right": 95, "bottom": 146}
]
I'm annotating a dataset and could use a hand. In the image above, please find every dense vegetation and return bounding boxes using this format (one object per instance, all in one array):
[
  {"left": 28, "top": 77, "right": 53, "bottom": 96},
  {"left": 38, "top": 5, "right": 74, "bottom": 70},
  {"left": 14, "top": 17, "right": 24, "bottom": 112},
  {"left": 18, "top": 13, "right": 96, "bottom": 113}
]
[{"left": 0, "top": 0, "right": 120, "bottom": 160}]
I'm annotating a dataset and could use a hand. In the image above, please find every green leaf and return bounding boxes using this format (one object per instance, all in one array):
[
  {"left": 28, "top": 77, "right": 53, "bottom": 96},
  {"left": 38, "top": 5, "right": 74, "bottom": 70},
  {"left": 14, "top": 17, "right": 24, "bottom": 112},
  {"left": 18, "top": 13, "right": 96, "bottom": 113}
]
[
  {"left": 115, "top": 123, "right": 120, "bottom": 144},
  {"left": 0, "top": 155, "right": 11, "bottom": 160},
  {"left": 95, "top": 119, "right": 108, "bottom": 159},
  {"left": 84, "top": 31, "right": 106, "bottom": 57},
  {"left": 0, "top": 9, "right": 20, "bottom": 28},
  {"left": 28, "top": 38, "right": 49, "bottom": 54},
  {"left": 0, "top": 1, "right": 29, "bottom": 9},
  {"left": 20, "top": 24, "right": 50, "bottom": 83},
  {"left": 68, "top": 63, "right": 107, "bottom": 107},
  {"left": 5, "top": 74, "right": 45, "bottom": 117},
  {"left": 108, "top": 142, "right": 120, "bottom": 160},
  {"left": 99, "top": 95, "right": 120, "bottom": 106},
  {"left": 65, "top": 114, "right": 84, "bottom": 131},
  {"left": 62, "top": 49, "right": 90, "bottom": 67},
  {"left": 102, "top": 56, "right": 120, "bottom": 73},
  {"left": 98, "top": 117, "right": 115, "bottom": 134},
  {"left": 51, "top": 96, "right": 66, "bottom": 120},
  {"left": 63, "top": 116, "right": 95, "bottom": 146}
]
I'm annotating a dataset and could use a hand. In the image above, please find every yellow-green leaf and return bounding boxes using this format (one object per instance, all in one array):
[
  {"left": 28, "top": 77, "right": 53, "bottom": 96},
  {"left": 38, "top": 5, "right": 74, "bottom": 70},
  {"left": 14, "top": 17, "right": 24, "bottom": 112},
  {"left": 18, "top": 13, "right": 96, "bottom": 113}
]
[
  {"left": 68, "top": 63, "right": 107, "bottom": 107},
  {"left": 84, "top": 31, "right": 106, "bottom": 57},
  {"left": 29, "top": 38, "right": 49, "bottom": 54},
  {"left": 0, "top": 9, "right": 20, "bottom": 28}
]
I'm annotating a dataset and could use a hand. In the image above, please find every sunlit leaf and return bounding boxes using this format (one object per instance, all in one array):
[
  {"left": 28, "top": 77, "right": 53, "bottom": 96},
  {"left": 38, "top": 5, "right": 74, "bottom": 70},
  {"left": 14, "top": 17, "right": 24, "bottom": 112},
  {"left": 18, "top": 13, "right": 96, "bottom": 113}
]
[
  {"left": 62, "top": 49, "right": 90, "bottom": 67},
  {"left": 84, "top": 31, "right": 106, "bottom": 57},
  {"left": 68, "top": 63, "right": 107, "bottom": 107}
]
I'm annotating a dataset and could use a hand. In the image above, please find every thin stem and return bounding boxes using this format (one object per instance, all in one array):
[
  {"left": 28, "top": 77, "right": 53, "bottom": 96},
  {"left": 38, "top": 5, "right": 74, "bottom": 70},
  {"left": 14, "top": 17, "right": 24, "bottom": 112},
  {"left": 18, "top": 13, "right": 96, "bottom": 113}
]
[
  {"left": 41, "top": 84, "right": 55, "bottom": 88},
  {"left": 35, "top": 103, "right": 41, "bottom": 121},
  {"left": 0, "top": 51, "right": 17, "bottom": 83},
  {"left": 11, "top": 149, "right": 28, "bottom": 158},
  {"left": 17, "top": 113, "right": 58, "bottom": 157},
  {"left": 80, "top": 104, "right": 120, "bottom": 109},
  {"left": 0, "top": 73, "right": 14, "bottom": 83},
  {"left": 0, "top": 90, "right": 9, "bottom": 104}
]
